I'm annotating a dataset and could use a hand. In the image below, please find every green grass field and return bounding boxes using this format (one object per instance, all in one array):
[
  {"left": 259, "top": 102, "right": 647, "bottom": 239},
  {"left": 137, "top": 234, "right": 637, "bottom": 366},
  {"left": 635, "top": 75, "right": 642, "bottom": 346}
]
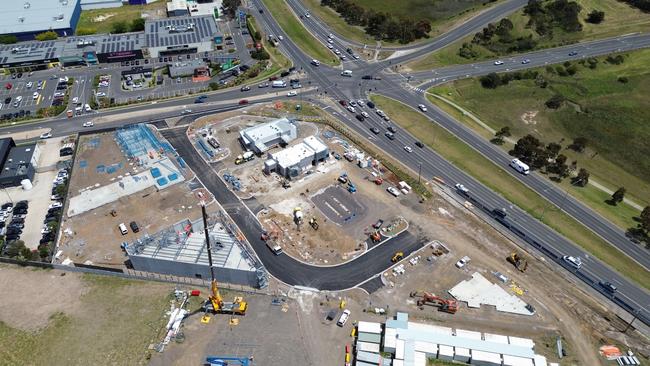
[
  {"left": 427, "top": 49, "right": 650, "bottom": 223},
  {"left": 408, "top": 0, "right": 650, "bottom": 69},
  {"left": 0, "top": 274, "right": 170, "bottom": 365},
  {"left": 302, "top": 0, "right": 499, "bottom": 46},
  {"left": 369, "top": 94, "right": 650, "bottom": 290},
  {"left": 262, "top": 0, "right": 340, "bottom": 66},
  {"left": 76, "top": 2, "right": 166, "bottom": 35}
]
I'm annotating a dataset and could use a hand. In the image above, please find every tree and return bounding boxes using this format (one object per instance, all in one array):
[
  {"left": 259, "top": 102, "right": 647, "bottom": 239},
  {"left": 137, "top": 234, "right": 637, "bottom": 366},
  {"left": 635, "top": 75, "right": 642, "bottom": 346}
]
[
  {"left": 510, "top": 134, "right": 547, "bottom": 169},
  {"left": 545, "top": 94, "right": 565, "bottom": 109},
  {"left": 76, "top": 27, "right": 97, "bottom": 36},
  {"left": 639, "top": 206, "right": 650, "bottom": 232},
  {"left": 111, "top": 21, "right": 128, "bottom": 34},
  {"left": 586, "top": 10, "right": 605, "bottom": 24},
  {"left": 0, "top": 34, "right": 18, "bottom": 44},
  {"left": 568, "top": 137, "right": 587, "bottom": 152},
  {"left": 610, "top": 187, "right": 626, "bottom": 205},
  {"left": 545, "top": 142, "right": 562, "bottom": 159},
  {"left": 222, "top": 0, "right": 242, "bottom": 19},
  {"left": 573, "top": 168, "right": 589, "bottom": 186},
  {"left": 480, "top": 73, "right": 502, "bottom": 89},
  {"left": 35, "top": 31, "right": 58, "bottom": 41},
  {"left": 131, "top": 18, "right": 145, "bottom": 32}
]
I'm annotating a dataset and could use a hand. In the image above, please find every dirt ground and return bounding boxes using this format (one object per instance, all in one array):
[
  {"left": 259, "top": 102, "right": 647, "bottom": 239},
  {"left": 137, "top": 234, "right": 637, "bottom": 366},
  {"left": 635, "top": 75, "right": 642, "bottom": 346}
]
[{"left": 69, "top": 133, "right": 130, "bottom": 195}]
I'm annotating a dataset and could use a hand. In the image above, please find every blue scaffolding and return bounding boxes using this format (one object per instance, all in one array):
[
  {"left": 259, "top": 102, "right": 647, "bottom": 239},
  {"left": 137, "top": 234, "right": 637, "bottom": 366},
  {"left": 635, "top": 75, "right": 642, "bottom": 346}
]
[{"left": 115, "top": 124, "right": 175, "bottom": 159}]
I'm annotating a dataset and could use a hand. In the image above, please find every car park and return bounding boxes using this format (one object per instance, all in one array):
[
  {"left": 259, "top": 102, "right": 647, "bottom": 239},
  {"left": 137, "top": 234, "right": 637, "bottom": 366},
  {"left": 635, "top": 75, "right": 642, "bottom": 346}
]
[{"left": 563, "top": 255, "right": 582, "bottom": 269}]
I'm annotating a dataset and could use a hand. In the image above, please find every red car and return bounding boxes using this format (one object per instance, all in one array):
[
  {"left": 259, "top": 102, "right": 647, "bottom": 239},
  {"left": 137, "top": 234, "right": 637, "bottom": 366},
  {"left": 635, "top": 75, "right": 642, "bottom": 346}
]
[
  {"left": 238, "top": 99, "right": 249, "bottom": 105},
  {"left": 5, "top": 83, "right": 12, "bottom": 90},
  {"left": 268, "top": 76, "right": 278, "bottom": 81},
  {"left": 339, "top": 100, "right": 347, "bottom": 106}
]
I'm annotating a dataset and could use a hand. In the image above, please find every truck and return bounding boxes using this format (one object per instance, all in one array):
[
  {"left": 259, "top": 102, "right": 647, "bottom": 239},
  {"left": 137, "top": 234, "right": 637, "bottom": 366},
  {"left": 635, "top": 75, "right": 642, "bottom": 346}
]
[
  {"left": 509, "top": 158, "right": 530, "bottom": 175},
  {"left": 340, "top": 70, "right": 352, "bottom": 77},
  {"left": 235, "top": 151, "right": 255, "bottom": 164},
  {"left": 271, "top": 80, "right": 286, "bottom": 88},
  {"left": 266, "top": 241, "right": 283, "bottom": 255}
]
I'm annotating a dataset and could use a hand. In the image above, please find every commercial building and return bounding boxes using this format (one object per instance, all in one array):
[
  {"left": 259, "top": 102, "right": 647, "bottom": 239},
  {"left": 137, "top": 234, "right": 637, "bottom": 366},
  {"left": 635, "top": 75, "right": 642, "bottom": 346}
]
[
  {"left": 126, "top": 214, "right": 268, "bottom": 289},
  {"left": 264, "top": 135, "right": 328, "bottom": 178},
  {"left": 80, "top": 0, "right": 122, "bottom": 10},
  {"left": 0, "top": 138, "right": 40, "bottom": 188},
  {"left": 167, "top": 0, "right": 190, "bottom": 17},
  {"left": 2, "top": 0, "right": 82, "bottom": 41},
  {"left": 239, "top": 118, "right": 297, "bottom": 154},
  {"left": 168, "top": 58, "right": 208, "bottom": 77},
  {"left": 357, "top": 312, "right": 552, "bottom": 366},
  {"left": 187, "top": 0, "right": 221, "bottom": 18},
  {"left": 145, "top": 15, "right": 219, "bottom": 57}
]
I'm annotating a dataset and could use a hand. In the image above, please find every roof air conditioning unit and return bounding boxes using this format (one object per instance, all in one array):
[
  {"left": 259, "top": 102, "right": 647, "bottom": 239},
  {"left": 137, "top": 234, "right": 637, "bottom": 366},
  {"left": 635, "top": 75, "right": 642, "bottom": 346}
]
[
  {"left": 24, "top": 2, "right": 31, "bottom": 9},
  {"left": 18, "top": 17, "right": 25, "bottom": 23}
]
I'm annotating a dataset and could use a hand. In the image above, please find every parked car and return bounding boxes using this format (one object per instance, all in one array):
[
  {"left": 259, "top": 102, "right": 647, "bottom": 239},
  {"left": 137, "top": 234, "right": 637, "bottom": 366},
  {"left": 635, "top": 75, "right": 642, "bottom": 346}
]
[
  {"left": 130, "top": 221, "right": 139, "bottom": 233},
  {"left": 455, "top": 256, "right": 471, "bottom": 268},
  {"left": 40, "top": 132, "right": 52, "bottom": 139},
  {"left": 337, "top": 309, "right": 350, "bottom": 326}
]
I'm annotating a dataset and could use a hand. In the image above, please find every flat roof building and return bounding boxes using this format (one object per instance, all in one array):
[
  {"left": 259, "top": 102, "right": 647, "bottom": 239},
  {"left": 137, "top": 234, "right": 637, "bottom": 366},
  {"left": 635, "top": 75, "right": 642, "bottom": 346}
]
[
  {"left": 0, "top": 141, "right": 40, "bottom": 188},
  {"left": 239, "top": 118, "right": 297, "bottom": 154},
  {"left": 265, "top": 135, "right": 329, "bottom": 179},
  {"left": 168, "top": 58, "right": 207, "bottom": 77},
  {"left": 167, "top": 0, "right": 190, "bottom": 17},
  {"left": 2, "top": 0, "right": 82, "bottom": 41},
  {"left": 80, "top": 0, "right": 123, "bottom": 10},
  {"left": 145, "top": 15, "right": 219, "bottom": 57}
]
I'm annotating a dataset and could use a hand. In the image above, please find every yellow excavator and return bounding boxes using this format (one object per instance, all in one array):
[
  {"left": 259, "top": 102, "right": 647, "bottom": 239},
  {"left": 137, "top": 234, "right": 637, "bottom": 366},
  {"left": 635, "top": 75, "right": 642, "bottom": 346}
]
[
  {"left": 200, "top": 204, "right": 247, "bottom": 316},
  {"left": 507, "top": 252, "right": 528, "bottom": 272}
]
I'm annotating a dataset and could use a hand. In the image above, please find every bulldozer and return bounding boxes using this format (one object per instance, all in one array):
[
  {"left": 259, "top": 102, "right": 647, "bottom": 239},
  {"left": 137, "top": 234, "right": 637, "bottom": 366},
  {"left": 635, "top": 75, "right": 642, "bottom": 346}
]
[
  {"left": 410, "top": 291, "right": 458, "bottom": 314},
  {"left": 391, "top": 252, "right": 404, "bottom": 263},
  {"left": 507, "top": 252, "right": 528, "bottom": 272}
]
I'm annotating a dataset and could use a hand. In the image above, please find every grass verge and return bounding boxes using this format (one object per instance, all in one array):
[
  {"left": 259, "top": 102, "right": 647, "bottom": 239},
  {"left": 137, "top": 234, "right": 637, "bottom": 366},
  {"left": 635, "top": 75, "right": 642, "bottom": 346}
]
[
  {"left": 425, "top": 49, "right": 650, "bottom": 228},
  {"left": 261, "top": 0, "right": 340, "bottom": 66},
  {"left": 408, "top": 0, "right": 650, "bottom": 69},
  {"left": 369, "top": 94, "right": 650, "bottom": 290},
  {"left": 0, "top": 274, "right": 170, "bottom": 365}
]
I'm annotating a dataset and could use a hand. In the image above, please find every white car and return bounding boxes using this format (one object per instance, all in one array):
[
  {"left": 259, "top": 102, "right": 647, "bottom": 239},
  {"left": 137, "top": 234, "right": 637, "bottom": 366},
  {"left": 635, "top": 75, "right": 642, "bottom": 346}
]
[
  {"left": 357, "top": 99, "right": 364, "bottom": 106},
  {"left": 327, "top": 38, "right": 333, "bottom": 44},
  {"left": 361, "top": 111, "right": 369, "bottom": 118},
  {"left": 72, "top": 97, "right": 79, "bottom": 104},
  {"left": 563, "top": 255, "right": 582, "bottom": 269},
  {"left": 96, "top": 92, "right": 106, "bottom": 97},
  {"left": 328, "top": 33, "right": 334, "bottom": 38},
  {"left": 353, "top": 55, "right": 360, "bottom": 59},
  {"left": 349, "top": 100, "right": 357, "bottom": 107},
  {"left": 404, "top": 146, "right": 412, "bottom": 153},
  {"left": 16, "top": 96, "right": 23, "bottom": 103},
  {"left": 287, "top": 91, "right": 297, "bottom": 97},
  {"left": 387, "top": 186, "right": 401, "bottom": 197},
  {"left": 26, "top": 81, "right": 33, "bottom": 89},
  {"left": 33, "top": 92, "right": 39, "bottom": 100},
  {"left": 305, "top": 12, "right": 311, "bottom": 18},
  {"left": 84, "top": 104, "right": 92, "bottom": 112},
  {"left": 334, "top": 49, "right": 341, "bottom": 55},
  {"left": 40, "top": 132, "right": 52, "bottom": 139},
  {"left": 346, "top": 106, "right": 356, "bottom": 113},
  {"left": 454, "top": 183, "right": 469, "bottom": 194},
  {"left": 278, "top": 35, "right": 284, "bottom": 40},
  {"left": 49, "top": 202, "right": 63, "bottom": 209},
  {"left": 327, "top": 44, "right": 333, "bottom": 49},
  {"left": 337, "top": 309, "right": 350, "bottom": 327},
  {"left": 455, "top": 256, "right": 471, "bottom": 268},
  {"left": 494, "top": 60, "right": 504, "bottom": 65},
  {"left": 376, "top": 109, "right": 385, "bottom": 117},
  {"left": 82, "top": 121, "right": 94, "bottom": 127},
  {"left": 418, "top": 104, "right": 427, "bottom": 112}
]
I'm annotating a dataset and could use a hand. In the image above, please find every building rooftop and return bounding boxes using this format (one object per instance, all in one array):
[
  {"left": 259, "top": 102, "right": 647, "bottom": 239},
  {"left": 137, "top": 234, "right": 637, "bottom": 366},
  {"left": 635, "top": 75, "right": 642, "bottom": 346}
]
[
  {"left": 127, "top": 217, "right": 256, "bottom": 272},
  {"left": 145, "top": 15, "right": 217, "bottom": 49},
  {"left": 2, "top": 0, "right": 79, "bottom": 34},
  {"left": 167, "top": 0, "right": 188, "bottom": 12},
  {"left": 240, "top": 118, "right": 296, "bottom": 152},
  {"left": 61, "top": 33, "right": 147, "bottom": 57},
  {"left": 0, "top": 144, "right": 37, "bottom": 180},
  {"left": 0, "top": 41, "right": 62, "bottom": 66},
  {"left": 270, "top": 141, "right": 316, "bottom": 168}
]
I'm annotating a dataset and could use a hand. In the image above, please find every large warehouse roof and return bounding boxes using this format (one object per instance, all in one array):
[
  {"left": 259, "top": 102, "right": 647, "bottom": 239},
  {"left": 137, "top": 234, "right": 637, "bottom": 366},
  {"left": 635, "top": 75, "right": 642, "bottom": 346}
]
[
  {"left": 2, "top": 0, "right": 79, "bottom": 34},
  {"left": 145, "top": 15, "right": 217, "bottom": 48}
]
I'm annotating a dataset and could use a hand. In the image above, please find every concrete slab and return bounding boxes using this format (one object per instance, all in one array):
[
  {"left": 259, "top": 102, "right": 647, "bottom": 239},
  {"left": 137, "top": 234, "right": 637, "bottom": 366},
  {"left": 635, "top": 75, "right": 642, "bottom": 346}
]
[
  {"left": 448, "top": 272, "right": 534, "bottom": 316},
  {"left": 310, "top": 185, "right": 365, "bottom": 226}
]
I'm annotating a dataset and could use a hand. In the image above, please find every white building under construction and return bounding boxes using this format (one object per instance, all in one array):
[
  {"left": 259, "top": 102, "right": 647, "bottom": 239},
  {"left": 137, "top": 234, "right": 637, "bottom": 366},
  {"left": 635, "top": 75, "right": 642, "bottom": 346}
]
[
  {"left": 126, "top": 213, "right": 267, "bottom": 288},
  {"left": 264, "top": 135, "right": 329, "bottom": 178},
  {"left": 239, "top": 118, "right": 297, "bottom": 154}
]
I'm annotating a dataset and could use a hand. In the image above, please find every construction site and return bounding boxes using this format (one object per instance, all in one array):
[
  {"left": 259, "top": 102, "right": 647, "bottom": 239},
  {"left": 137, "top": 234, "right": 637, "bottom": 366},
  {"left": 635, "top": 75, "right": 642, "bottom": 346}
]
[{"left": 6, "top": 101, "right": 645, "bottom": 366}]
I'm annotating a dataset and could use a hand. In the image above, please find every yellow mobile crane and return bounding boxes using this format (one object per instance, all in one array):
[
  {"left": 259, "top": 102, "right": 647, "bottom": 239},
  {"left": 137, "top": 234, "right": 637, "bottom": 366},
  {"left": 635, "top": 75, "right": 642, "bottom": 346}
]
[{"left": 200, "top": 205, "right": 247, "bottom": 316}]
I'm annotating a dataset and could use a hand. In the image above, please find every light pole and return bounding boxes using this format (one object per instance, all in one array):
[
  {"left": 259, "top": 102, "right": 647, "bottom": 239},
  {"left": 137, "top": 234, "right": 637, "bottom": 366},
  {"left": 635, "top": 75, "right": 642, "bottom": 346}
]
[{"left": 417, "top": 163, "right": 422, "bottom": 184}]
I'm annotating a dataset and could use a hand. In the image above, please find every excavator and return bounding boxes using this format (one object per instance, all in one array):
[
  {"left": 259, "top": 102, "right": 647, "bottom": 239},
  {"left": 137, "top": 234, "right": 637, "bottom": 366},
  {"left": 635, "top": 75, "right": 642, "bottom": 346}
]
[
  {"left": 391, "top": 252, "right": 404, "bottom": 262},
  {"left": 507, "top": 252, "right": 528, "bottom": 272},
  {"left": 200, "top": 204, "right": 247, "bottom": 316},
  {"left": 410, "top": 291, "right": 458, "bottom": 314}
]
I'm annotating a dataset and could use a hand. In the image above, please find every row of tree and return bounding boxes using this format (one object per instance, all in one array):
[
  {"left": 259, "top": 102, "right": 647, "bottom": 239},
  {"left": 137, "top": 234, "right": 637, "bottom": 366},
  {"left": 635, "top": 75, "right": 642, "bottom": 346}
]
[
  {"left": 618, "top": 0, "right": 650, "bottom": 12},
  {"left": 524, "top": 0, "right": 583, "bottom": 36},
  {"left": 469, "top": 18, "right": 538, "bottom": 55},
  {"left": 320, "top": 0, "right": 432, "bottom": 43},
  {"left": 628, "top": 206, "right": 650, "bottom": 248}
]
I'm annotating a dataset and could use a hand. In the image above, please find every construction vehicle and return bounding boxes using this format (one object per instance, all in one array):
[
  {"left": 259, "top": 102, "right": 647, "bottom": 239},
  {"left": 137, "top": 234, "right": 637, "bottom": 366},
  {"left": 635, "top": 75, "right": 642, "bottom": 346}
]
[
  {"left": 309, "top": 217, "right": 319, "bottom": 230},
  {"left": 234, "top": 151, "right": 254, "bottom": 165},
  {"left": 374, "top": 177, "right": 383, "bottom": 185},
  {"left": 410, "top": 291, "right": 458, "bottom": 314},
  {"left": 338, "top": 173, "right": 349, "bottom": 184},
  {"left": 200, "top": 205, "right": 248, "bottom": 315},
  {"left": 281, "top": 179, "right": 291, "bottom": 188},
  {"left": 261, "top": 230, "right": 283, "bottom": 255},
  {"left": 391, "top": 251, "right": 404, "bottom": 262},
  {"left": 507, "top": 252, "right": 528, "bottom": 272},
  {"left": 293, "top": 207, "right": 303, "bottom": 224},
  {"left": 369, "top": 231, "right": 381, "bottom": 243},
  {"left": 347, "top": 182, "right": 357, "bottom": 193}
]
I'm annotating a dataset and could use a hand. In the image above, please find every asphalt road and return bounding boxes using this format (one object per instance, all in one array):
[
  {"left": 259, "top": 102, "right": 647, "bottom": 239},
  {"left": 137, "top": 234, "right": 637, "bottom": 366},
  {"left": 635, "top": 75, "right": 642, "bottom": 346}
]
[{"left": 161, "top": 127, "right": 428, "bottom": 290}]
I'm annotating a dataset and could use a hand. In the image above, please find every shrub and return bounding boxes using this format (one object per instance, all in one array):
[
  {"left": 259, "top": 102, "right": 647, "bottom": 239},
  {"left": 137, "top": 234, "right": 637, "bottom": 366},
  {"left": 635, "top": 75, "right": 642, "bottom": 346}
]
[
  {"left": 545, "top": 94, "right": 565, "bottom": 109},
  {"left": 35, "top": 31, "right": 58, "bottom": 41},
  {"left": 617, "top": 76, "right": 629, "bottom": 83},
  {"left": 0, "top": 35, "right": 18, "bottom": 44},
  {"left": 586, "top": 10, "right": 605, "bottom": 24}
]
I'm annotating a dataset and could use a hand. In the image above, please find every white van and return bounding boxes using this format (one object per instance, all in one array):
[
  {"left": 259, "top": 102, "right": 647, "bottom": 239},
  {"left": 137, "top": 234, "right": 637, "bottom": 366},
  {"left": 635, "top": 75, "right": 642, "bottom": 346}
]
[
  {"left": 341, "top": 70, "right": 352, "bottom": 77},
  {"left": 509, "top": 158, "right": 530, "bottom": 175},
  {"left": 118, "top": 223, "right": 128, "bottom": 235}
]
